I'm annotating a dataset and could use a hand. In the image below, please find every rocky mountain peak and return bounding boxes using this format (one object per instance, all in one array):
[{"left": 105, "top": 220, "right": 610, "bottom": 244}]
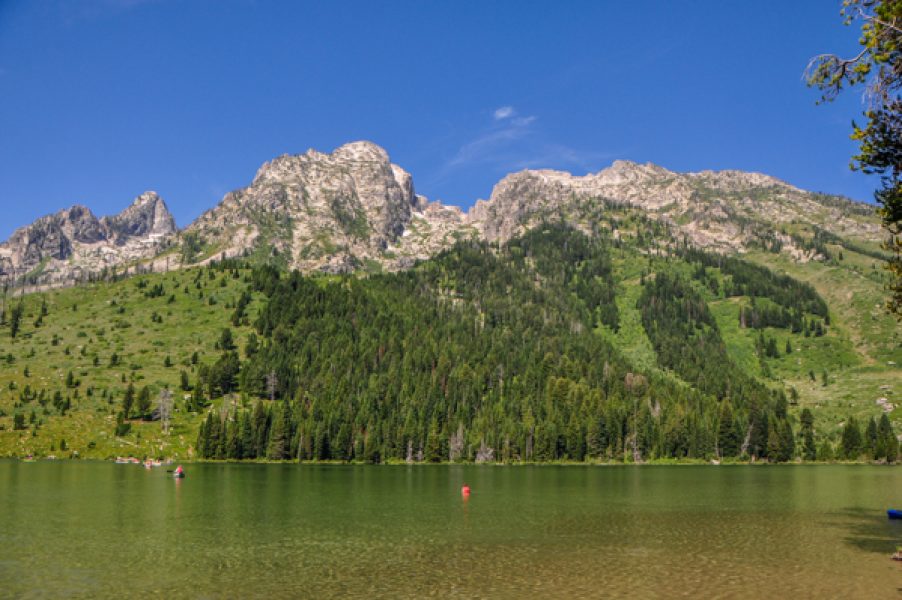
[
  {"left": 58, "top": 204, "right": 106, "bottom": 244},
  {"left": 0, "top": 192, "right": 176, "bottom": 286},
  {"left": 0, "top": 141, "right": 884, "bottom": 287},
  {"left": 187, "top": 141, "right": 461, "bottom": 273},
  {"left": 687, "top": 169, "right": 799, "bottom": 193},
  {"left": 101, "top": 191, "right": 176, "bottom": 245},
  {"left": 331, "top": 140, "right": 391, "bottom": 163}
]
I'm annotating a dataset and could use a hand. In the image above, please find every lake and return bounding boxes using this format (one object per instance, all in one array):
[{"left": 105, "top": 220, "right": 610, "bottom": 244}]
[{"left": 1, "top": 462, "right": 901, "bottom": 598}]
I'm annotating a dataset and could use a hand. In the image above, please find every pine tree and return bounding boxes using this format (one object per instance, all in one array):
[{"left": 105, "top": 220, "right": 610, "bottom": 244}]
[
  {"left": 865, "top": 417, "right": 879, "bottom": 459},
  {"left": 137, "top": 386, "right": 151, "bottom": 419},
  {"left": 218, "top": 328, "right": 235, "bottom": 351},
  {"left": 333, "top": 423, "right": 352, "bottom": 461},
  {"left": 253, "top": 401, "right": 269, "bottom": 458},
  {"left": 363, "top": 420, "right": 380, "bottom": 464},
  {"left": 586, "top": 417, "right": 604, "bottom": 459},
  {"left": 226, "top": 418, "right": 240, "bottom": 460},
  {"left": 122, "top": 384, "right": 135, "bottom": 419},
  {"left": 802, "top": 427, "right": 816, "bottom": 461},
  {"left": 800, "top": 408, "right": 816, "bottom": 461},
  {"left": 196, "top": 412, "right": 211, "bottom": 458},
  {"left": 9, "top": 301, "right": 23, "bottom": 338},
  {"left": 266, "top": 400, "right": 291, "bottom": 460},
  {"left": 717, "top": 401, "right": 739, "bottom": 458},
  {"left": 817, "top": 439, "right": 835, "bottom": 462},
  {"left": 777, "top": 420, "right": 795, "bottom": 462},
  {"left": 840, "top": 417, "right": 862, "bottom": 460},
  {"left": 239, "top": 411, "right": 255, "bottom": 459},
  {"left": 766, "top": 421, "right": 782, "bottom": 461},
  {"left": 314, "top": 422, "right": 330, "bottom": 460},
  {"left": 748, "top": 409, "right": 769, "bottom": 460},
  {"left": 878, "top": 413, "right": 899, "bottom": 463},
  {"left": 208, "top": 414, "right": 222, "bottom": 459},
  {"left": 425, "top": 418, "right": 443, "bottom": 462}
]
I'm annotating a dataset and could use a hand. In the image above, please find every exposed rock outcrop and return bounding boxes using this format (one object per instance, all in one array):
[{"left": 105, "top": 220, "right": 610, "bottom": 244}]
[
  {"left": 101, "top": 192, "right": 177, "bottom": 245},
  {"left": 467, "top": 161, "right": 880, "bottom": 254},
  {"left": 185, "top": 140, "right": 475, "bottom": 272},
  {"left": 0, "top": 193, "right": 176, "bottom": 286},
  {"left": 0, "top": 141, "right": 883, "bottom": 287}
]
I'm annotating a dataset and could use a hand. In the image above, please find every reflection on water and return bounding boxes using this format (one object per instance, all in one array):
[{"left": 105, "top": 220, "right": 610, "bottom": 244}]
[{"left": 1, "top": 463, "right": 901, "bottom": 598}]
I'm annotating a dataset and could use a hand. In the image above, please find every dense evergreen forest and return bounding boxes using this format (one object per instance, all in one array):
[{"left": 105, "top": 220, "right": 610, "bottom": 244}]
[
  {"left": 2, "top": 221, "right": 893, "bottom": 463},
  {"left": 187, "top": 224, "right": 895, "bottom": 463}
]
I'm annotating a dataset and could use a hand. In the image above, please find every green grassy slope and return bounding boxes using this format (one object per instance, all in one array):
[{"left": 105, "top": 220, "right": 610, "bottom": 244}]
[
  {"left": 0, "top": 223, "right": 898, "bottom": 461},
  {"left": 733, "top": 249, "right": 901, "bottom": 442},
  {"left": 0, "top": 266, "right": 262, "bottom": 459}
]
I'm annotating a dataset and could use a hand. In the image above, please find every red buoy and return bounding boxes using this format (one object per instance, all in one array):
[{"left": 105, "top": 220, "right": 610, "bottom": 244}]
[{"left": 461, "top": 485, "right": 471, "bottom": 497}]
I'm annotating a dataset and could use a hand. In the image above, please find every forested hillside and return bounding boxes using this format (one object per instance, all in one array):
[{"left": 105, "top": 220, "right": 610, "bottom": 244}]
[{"left": 0, "top": 222, "right": 898, "bottom": 463}]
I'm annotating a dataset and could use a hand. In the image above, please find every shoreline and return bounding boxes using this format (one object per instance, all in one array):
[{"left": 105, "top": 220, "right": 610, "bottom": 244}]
[{"left": 4, "top": 455, "right": 898, "bottom": 467}]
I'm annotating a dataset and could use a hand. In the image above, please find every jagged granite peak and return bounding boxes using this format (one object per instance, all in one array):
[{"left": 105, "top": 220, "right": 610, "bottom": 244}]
[
  {"left": 101, "top": 191, "right": 177, "bottom": 245},
  {"left": 0, "top": 141, "right": 885, "bottom": 287},
  {"left": 466, "top": 160, "right": 879, "bottom": 253},
  {"left": 187, "top": 140, "right": 465, "bottom": 272},
  {"left": 0, "top": 192, "right": 177, "bottom": 286}
]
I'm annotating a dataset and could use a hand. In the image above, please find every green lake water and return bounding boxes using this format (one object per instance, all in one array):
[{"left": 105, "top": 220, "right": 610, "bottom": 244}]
[{"left": 2, "top": 462, "right": 902, "bottom": 598}]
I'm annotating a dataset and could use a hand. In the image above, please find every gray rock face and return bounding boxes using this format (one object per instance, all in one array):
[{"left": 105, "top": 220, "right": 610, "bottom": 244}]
[
  {"left": 0, "top": 193, "right": 177, "bottom": 286},
  {"left": 186, "top": 141, "right": 471, "bottom": 272},
  {"left": 0, "top": 141, "right": 884, "bottom": 287},
  {"left": 466, "top": 161, "right": 880, "bottom": 256},
  {"left": 102, "top": 191, "right": 177, "bottom": 245}
]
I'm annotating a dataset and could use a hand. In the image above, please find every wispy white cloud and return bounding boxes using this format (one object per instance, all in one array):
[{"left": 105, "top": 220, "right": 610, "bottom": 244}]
[
  {"left": 493, "top": 106, "right": 516, "bottom": 120},
  {"left": 435, "top": 110, "right": 611, "bottom": 182},
  {"left": 446, "top": 115, "right": 536, "bottom": 169}
]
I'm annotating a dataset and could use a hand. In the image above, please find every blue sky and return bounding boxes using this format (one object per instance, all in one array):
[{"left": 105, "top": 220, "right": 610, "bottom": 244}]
[{"left": 0, "top": 0, "right": 880, "bottom": 239}]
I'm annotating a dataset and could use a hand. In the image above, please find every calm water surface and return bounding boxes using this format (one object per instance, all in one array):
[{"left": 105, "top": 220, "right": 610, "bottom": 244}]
[{"left": 2, "top": 462, "right": 902, "bottom": 598}]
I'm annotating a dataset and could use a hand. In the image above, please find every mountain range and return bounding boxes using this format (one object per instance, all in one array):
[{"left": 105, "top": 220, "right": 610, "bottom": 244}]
[
  {"left": 0, "top": 141, "right": 898, "bottom": 462},
  {"left": 0, "top": 141, "right": 884, "bottom": 287}
]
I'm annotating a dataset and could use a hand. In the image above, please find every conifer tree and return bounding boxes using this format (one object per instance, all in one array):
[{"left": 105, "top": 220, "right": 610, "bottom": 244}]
[
  {"left": 267, "top": 400, "right": 292, "bottom": 460},
  {"left": 865, "top": 416, "right": 879, "bottom": 459},
  {"left": 818, "top": 439, "right": 835, "bottom": 462},
  {"left": 122, "top": 384, "right": 135, "bottom": 419},
  {"left": 253, "top": 401, "right": 269, "bottom": 458},
  {"left": 800, "top": 408, "right": 816, "bottom": 461},
  {"left": 717, "top": 401, "right": 739, "bottom": 458},
  {"left": 226, "top": 418, "right": 240, "bottom": 460},
  {"left": 239, "top": 411, "right": 255, "bottom": 459},
  {"left": 9, "top": 301, "right": 23, "bottom": 338},
  {"left": 196, "top": 414, "right": 210, "bottom": 458},
  {"left": 777, "top": 420, "right": 795, "bottom": 462},
  {"left": 878, "top": 413, "right": 899, "bottom": 462},
  {"left": 841, "top": 417, "right": 863, "bottom": 460},
  {"left": 137, "top": 386, "right": 151, "bottom": 419},
  {"left": 425, "top": 418, "right": 443, "bottom": 462}
]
